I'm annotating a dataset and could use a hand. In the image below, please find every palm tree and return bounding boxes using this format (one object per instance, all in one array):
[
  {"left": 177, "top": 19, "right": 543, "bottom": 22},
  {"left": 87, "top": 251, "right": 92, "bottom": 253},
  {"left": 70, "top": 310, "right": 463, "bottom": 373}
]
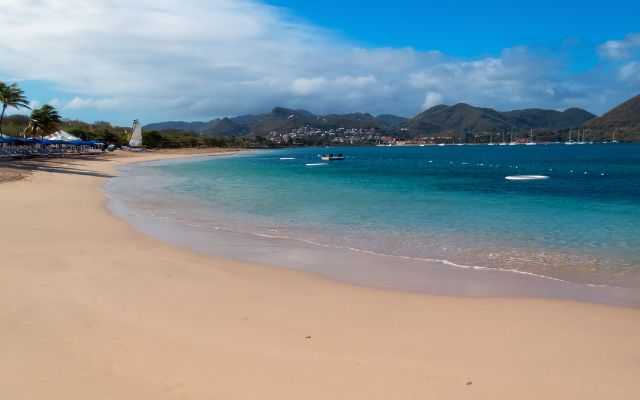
[
  {"left": 0, "top": 81, "right": 31, "bottom": 137},
  {"left": 24, "top": 104, "right": 61, "bottom": 138}
]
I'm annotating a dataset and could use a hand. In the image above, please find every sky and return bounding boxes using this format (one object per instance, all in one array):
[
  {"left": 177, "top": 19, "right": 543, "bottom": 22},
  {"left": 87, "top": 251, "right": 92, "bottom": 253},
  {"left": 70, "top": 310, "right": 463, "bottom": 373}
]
[{"left": 1, "top": 0, "right": 639, "bottom": 126}]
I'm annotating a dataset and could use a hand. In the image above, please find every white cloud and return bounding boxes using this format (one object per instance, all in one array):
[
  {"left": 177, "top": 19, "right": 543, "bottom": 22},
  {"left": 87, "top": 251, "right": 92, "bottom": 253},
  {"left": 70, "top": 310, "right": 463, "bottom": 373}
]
[
  {"left": 422, "top": 92, "right": 443, "bottom": 109},
  {"left": 64, "top": 96, "right": 119, "bottom": 110},
  {"left": 291, "top": 75, "right": 376, "bottom": 96},
  {"left": 0, "top": 1, "right": 638, "bottom": 123},
  {"left": 618, "top": 62, "right": 640, "bottom": 82},
  {"left": 291, "top": 77, "right": 328, "bottom": 96},
  {"left": 598, "top": 33, "right": 640, "bottom": 60}
]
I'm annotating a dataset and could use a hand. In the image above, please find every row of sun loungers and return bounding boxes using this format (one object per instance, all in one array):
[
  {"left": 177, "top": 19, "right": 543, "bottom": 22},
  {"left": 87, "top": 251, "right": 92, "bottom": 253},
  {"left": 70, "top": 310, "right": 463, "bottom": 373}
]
[{"left": 0, "top": 146, "right": 101, "bottom": 159}]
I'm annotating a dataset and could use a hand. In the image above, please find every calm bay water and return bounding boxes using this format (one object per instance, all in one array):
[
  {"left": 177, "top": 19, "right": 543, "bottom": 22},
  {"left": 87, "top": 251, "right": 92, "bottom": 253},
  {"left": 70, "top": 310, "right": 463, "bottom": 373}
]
[{"left": 108, "top": 144, "right": 640, "bottom": 290}]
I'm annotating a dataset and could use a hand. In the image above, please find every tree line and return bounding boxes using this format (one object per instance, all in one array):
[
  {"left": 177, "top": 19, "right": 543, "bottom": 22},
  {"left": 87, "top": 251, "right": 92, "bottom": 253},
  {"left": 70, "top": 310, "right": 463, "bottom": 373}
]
[{"left": 0, "top": 80, "right": 247, "bottom": 148}]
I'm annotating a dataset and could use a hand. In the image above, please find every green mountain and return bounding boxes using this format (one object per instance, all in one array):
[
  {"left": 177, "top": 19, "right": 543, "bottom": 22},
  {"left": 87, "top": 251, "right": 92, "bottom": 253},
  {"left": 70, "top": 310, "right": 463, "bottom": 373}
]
[
  {"left": 504, "top": 108, "right": 596, "bottom": 130},
  {"left": 375, "top": 114, "right": 409, "bottom": 126},
  {"left": 404, "top": 103, "right": 596, "bottom": 135},
  {"left": 152, "top": 107, "right": 393, "bottom": 137},
  {"left": 143, "top": 103, "right": 598, "bottom": 139},
  {"left": 244, "top": 107, "right": 319, "bottom": 134},
  {"left": 583, "top": 94, "right": 640, "bottom": 136},
  {"left": 319, "top": 112, "right": 386, "bottom": 130},
  {"left": 202, "top": 117, "right": 247, "bottom": 136},
  {"left": 405, "top": 103, "right": 509, "bottom": 134},
  {"left": 143, "top": 120, "right": 208, "bottom": 132}
]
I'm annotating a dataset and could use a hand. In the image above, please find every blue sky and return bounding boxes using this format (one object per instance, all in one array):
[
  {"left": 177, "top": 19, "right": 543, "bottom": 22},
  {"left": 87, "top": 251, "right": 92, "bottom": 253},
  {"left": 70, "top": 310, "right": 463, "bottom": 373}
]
[
  {"left": 1, "top": 0, "right": 639, "bottom": 125},
  {"left": 267, "top": 1, "right": 640, "bottom": 56}
]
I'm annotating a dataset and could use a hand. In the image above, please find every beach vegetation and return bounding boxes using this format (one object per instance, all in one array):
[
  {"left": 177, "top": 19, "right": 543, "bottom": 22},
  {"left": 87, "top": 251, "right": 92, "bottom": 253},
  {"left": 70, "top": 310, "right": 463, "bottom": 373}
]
[
  {"left": 92, "top": 129, "right": 128, "bottom": 147},
  {"left": 24, "top": 104, "right": 62, "bottom": 138},
  {"left": 0, "top": 81, "right": 31, "bottom": 137},
  {"left": 142, "top": 130, "right": 163, "bottom": 148}
]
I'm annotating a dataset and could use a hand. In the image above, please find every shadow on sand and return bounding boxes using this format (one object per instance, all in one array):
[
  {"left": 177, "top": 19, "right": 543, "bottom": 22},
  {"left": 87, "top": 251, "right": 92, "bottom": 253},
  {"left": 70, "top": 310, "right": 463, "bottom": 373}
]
[{"left": 0, "top": 154, "right": 115, "bottom": 180}]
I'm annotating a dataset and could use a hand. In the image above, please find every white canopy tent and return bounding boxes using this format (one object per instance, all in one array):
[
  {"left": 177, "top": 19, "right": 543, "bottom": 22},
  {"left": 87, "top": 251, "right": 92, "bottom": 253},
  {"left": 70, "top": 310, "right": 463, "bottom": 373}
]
[{"left": 43, "top": 130, "right": 82, "bottom": 141}]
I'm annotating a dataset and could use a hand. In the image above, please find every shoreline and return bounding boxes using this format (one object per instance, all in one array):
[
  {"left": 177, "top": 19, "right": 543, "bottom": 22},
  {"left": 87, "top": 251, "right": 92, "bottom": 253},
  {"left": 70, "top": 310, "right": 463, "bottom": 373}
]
[
  {"left": 2, "top": 150, "right": 640, "bottom": 399},
  {"left": 106, "top": 150, "right": 640, "bottom": 308}
]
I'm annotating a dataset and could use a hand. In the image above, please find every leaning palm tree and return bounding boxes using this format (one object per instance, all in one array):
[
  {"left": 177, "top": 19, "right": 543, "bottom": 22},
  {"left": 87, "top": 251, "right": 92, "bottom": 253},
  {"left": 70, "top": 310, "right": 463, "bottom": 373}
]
[
  {"left": 24, "top": 104, "right": 62, "bottom": 138},
  {"left": 0, "top": 81, "right": 31, "bottom": 137}
]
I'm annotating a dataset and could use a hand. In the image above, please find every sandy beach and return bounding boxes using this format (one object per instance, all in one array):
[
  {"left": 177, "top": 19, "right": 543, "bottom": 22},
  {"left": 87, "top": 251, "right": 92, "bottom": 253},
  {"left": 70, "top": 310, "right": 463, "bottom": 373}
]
[{"left": 1, "top": 150, "right": 639, "bottom": 400}]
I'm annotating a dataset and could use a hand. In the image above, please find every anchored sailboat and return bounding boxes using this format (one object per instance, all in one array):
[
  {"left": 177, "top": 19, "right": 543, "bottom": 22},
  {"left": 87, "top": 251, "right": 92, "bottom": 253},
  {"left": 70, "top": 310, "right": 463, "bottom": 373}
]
[
  {"left": 488, "top": 131, "right": 496, "bottom": 145},
  {"left": 525, "top": 128, "right": 536, "bottom": 145},
  {"left": 576, "top": 129, "right": 587, "bottom": 145},
  {"left": 508, "top": 128, "right": 517, "bottom": 145},
  {"left": 565, "top": 128, "right": 574, "bottom": 145},
  {"left": 499, "top": 131, "right": 507, "bottom": 145}
]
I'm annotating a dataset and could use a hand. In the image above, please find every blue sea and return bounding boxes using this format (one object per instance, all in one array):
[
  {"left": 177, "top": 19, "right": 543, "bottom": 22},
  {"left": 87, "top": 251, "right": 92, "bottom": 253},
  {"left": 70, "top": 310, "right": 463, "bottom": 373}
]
[{"left": 107, "top": 144, "right": 640, "bottom": 299}]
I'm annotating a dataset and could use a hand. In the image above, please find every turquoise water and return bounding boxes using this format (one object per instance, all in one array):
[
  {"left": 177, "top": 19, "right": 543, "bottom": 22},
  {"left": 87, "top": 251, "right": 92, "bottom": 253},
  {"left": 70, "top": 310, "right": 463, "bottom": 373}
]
[{"left": 111, "top": 144, "right": 640, "bottom": 288}]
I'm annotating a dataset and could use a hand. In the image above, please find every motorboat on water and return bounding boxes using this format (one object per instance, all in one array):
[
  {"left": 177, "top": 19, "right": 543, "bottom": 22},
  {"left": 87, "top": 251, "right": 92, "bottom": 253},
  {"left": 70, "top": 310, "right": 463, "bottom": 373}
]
[{"left": 319, "top": 153, "right": 345, "bottom": 161}]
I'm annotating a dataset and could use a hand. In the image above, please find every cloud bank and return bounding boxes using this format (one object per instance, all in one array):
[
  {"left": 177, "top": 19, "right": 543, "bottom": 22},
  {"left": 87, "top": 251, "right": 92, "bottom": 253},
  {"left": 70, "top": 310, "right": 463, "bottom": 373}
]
[{"left": 0, "top": 0, "right": 638, "bottom": 123}]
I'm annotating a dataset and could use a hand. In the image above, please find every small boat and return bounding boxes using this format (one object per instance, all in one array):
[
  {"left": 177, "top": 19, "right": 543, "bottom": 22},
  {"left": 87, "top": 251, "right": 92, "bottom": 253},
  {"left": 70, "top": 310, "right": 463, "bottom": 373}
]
[
  {"left": 505, "top": 175, "right": 549, "bottom": 181},
  {"left": 129, "top": 119, "right": 142, "bottom": 147},
  {"left": 319, "top": 153, "right": 345, "bottom": 161},
  {"left": 525, "top": 129, "right": 537, "bottom": 145},
  {"left": 508, "top": 128, "right": 518, "bottom": 145},
  {"left": 498, "top": 131, "right": 507, "bottom": 145},
  {"left": 122, "top": 119, "right": 144, "bottom": 151},
  {"left": 565, "top": 128, "right": 574, "bottom": 145}
]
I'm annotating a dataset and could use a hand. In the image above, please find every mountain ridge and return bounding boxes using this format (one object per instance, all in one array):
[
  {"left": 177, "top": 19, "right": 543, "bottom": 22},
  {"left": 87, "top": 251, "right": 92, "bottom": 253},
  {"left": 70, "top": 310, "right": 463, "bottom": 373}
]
[
  {"left": 404, "top": 103, "right": 596, "bottom": 134},
  {"left": 583, "top": 94, "right": 640, "bottom": 133},
  {"left": 143, "top": 95, "right": 640, "bottom": 140}
]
